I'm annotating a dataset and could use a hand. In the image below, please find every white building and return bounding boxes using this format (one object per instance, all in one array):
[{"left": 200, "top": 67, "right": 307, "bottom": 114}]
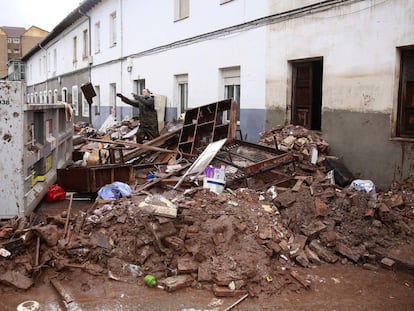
[{"left": 22, "top": 0, "right": 414, "bottom": 189}]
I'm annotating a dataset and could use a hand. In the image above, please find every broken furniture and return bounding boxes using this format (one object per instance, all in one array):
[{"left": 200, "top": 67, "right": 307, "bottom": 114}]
[
  {"left": 177, "top": 98, "right": 237, "bottom": 155},
  {"left": 56, "top": 164, "right": 133, "bottom": 193},
  {"left": 213, "top": 139, "right": 294, "bottom": 187}
]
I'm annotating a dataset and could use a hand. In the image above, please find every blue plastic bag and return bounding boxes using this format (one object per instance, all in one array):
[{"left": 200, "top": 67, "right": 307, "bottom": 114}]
[{"left": 97, "top": 181, "right": 132, "bottom": 200}]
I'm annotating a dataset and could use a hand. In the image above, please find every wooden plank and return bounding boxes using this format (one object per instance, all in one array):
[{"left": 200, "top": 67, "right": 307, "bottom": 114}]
[
  {"left": 292, "top": 179, "right": 304, "bottom": 192},
  {"left": 87, "top": 137, "right": 176, "bottom": 154}
]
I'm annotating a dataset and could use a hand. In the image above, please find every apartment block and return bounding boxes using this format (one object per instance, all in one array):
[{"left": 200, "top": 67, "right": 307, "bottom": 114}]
[{"left": 0, "top": 26, "right": 48, "bottom": 78}]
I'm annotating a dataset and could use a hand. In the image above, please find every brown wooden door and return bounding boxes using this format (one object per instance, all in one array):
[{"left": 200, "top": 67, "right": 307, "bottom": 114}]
[
  {"left": 292, "top": 63, "right": 313, "bottom": 128},
  {"left": 398, "top": 50, "right": 414, "bottom": 137},
  {"left": 291, "top": 60, "right": 323, "bottom": 130}
]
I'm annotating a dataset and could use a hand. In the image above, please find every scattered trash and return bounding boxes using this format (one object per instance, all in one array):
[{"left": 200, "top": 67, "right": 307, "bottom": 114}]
[
  {"left": 97, "top": 181, "right": 132, "bottom": 200},
  {"left": 144, "top": 274, "right": 157, "bottom": 287},
  {"left": 16, "top": 300, "right": 40, "bottom": 311},
  {"left": 350, "top": 179, "right": 376, "bottom": 196},
  {"left": 0, "top": 248, "right": 11, "bottom": 258},
  {"left": 45, "top": 184, "right": 66, "bottom": 202}
]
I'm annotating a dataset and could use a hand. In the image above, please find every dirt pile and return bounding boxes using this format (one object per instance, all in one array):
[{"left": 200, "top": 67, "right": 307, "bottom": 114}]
[{"left": 0, "top": 125, "right": 413, "bottom": 299}]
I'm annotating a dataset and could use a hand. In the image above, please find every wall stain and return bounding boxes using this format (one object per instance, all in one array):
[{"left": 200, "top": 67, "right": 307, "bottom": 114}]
[{"left": 3, "top": 133, "right": 12, "bottom": 142}]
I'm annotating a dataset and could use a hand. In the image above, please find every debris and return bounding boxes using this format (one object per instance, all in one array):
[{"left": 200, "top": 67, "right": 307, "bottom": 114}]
[
  {"left": 380, "top": 257, "right": 396, "bottom": 270},
  {"left": 0, "top": 120, "right": 412, "bottom": 302},
  {"left": 160, "top": 274, "right": 194, "bottom": 292},
  {"left": 97, "top": 181, "right": 132, "bottom": 200},
  {"left": 290, "top": 270, "right": 310, "bottom": 289},
  {"left": 144, "top": 274, "right": 157, "bottom": 287},
  {"left": 223, "top": 293, "right": 249, "bottom": 311}
]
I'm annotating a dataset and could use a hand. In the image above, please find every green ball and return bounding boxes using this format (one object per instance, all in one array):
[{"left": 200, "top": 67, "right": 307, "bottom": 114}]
[{"left": 144, "top": 274, "right": 157, "bottom": 287}]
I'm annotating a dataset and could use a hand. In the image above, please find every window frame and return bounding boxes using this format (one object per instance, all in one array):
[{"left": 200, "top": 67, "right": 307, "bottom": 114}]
[
  {"left": 175, "top": 0, "right": 189, "bottom": 21},
  {"left": 73, "top": 36, "right": 78, "bottom": 63},
  {"left": 82, "top": 93, "right": 90, "bottom": 117},
  {"left": 221, "top": 66, "right": 241, "bottom": 122},
  {"left": 94, "top": 85, "right": 101, "bottom": 115},
  {"left": 109, "top": 12, "right": 117, "bottom": 47},
  {"left": 175, "top": 74, "right": 188, "bottom": 117},
  {"left": 82, "top": 29, "right": 89, "bottom": 59},
  {"left": 94, "top": 21, "right": 101, "bottom": 54},
  {"left": 61, "top": 87, "right": 68, "bottom": 103},
  {"left": 72, "top": 85, "right": 79, "bottom": 116}
]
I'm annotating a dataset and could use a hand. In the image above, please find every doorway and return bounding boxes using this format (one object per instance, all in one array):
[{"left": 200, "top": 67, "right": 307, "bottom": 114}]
[{"left": 291, "top": 59, "right": 323, "bottom": 130}]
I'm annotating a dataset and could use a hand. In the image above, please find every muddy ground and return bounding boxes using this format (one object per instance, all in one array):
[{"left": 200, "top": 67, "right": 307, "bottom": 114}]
[{"left": 1, "top": 190, "right": 413, "bottom": 311}]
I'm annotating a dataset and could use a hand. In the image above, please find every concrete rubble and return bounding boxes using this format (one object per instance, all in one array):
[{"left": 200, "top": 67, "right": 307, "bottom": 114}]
[{"left": 0, "top": 118, "right": 413, "bottom": 300}]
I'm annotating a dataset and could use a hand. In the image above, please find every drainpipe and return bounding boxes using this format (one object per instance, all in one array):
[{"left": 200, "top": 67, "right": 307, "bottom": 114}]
[
  {"left": 78, "top": 7, "right": 93, "bottom": 125},
  {"left": 119, "top": 0, "right": 124, "bottom": 120},
  {"left": 38, "top": 42, "right": 48, "bottom": 101}
]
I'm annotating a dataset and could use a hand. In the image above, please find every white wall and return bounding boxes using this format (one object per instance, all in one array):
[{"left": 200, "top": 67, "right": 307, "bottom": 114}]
[
  {"left": 117, "top": 26, "right": 267, "bottom": 114},
  {"left": 120, "top": 0, "right": 268, "bottom": 56},
  {"left": 89, "top": 0, "right": 122, "bottom": 65},
  {"left": 266, "top": 0, "right": 414, "bottom": 114}
]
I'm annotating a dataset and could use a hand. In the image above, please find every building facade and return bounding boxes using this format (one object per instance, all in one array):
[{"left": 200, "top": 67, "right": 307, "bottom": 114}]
[
  {"left": 22, "top": 0, "right": 414, "bottom": 189},
  {"left": 0, "top": 26, "right": 48, "bottom": 78}
]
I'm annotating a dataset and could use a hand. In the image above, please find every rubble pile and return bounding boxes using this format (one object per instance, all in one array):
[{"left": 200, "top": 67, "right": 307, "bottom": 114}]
[
  {"left": 0, "top": 122, "right": 413, "bottom": 299},
  {"left": 1, "top": 171, "right": 413, "bottom": 297},
  {"left": 258, "top": 124, "right": 330, "bottom": 155}
]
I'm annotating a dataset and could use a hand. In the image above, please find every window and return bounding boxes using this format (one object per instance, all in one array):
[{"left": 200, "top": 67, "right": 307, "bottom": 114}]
[
  {"left": 39, "top": 91, "right": 43, "bottom": 104},
  {"left": 397, "top": 48, "right": 414, "bottom": 138},
  {"left": 94, "top": 85, "right": 100, "bottom": 115},
  {"left": 175, "top": 74, "right": 188, "bottom": 116},
  {"left": 73, "top": 36, "right": 77, "bottom": 62},
  {"left": 7, "top": 38, "right": 11, "bottom": 43},
  {"left": 53, "top": 49, "right": 57, "bottom": 75},
  {"left": 43, "top": 55, "right": 47, "bottom": 74},
  {"left": 62, "top": 87, "right": 68, "bottom": 102},
  {"left": 94, "top": 22, "right": 101, "bottom": 53},
  {"left": 132, "top": 79, "right": 145, "bottom": 116},
  {"left": 221, "top": 67, "right": 241, "bottom": 121},
  {"left": 82, "top": 29, "right": 88, "bottom": 59},
  {"left": 133, "top": 79, "right": 146, "bottom": 95},
  {"left": 72, "top": 85, "right": 79, "bottom": 116},
  {"left": 7, "top": 49, "right": 11, "bottom": 53},
  {"left": 110, "top": 12, "right": 117, "bottom": 47},
  {"left": 13, "top": 38, "right": 20, "bottom": 44},
  {"left": 110, "top": 83, "right": 116, "bottom": 116},
  {"left": 53, "top": 89, "right": 58, "bottom": 103},
  {"left": 43, "top": 91, "right": 47, "bottom": 104},
  {"left": 175, "top": 0, "right": 189, "bottom": 21},
  {"left": 13, "top": 49, "right": 20, "bottom": 54},
  {"left": 82, "top": 93, "right": 89, "bottom": 117},
  {"left": 34, "top": 92, "right": 38, "bottom": 103},
  {"left": 48, "top": 90, "right": 52, "bottom": 104}
]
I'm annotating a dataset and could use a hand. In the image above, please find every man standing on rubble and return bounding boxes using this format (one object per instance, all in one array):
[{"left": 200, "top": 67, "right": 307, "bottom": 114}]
[{"left": 116, "top": 88, "right": 159, "bottom": 143}]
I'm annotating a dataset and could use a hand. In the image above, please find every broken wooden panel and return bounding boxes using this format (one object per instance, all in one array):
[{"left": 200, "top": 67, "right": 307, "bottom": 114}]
[
  {"left": 122, "top": 130, "right": 180, "bottom": 165},
  {"left": 214, "top": 140, "right": 294, "bottom": 182},
  {"left": 57, "top": 164, "right": 133, "bottom": 192}
]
